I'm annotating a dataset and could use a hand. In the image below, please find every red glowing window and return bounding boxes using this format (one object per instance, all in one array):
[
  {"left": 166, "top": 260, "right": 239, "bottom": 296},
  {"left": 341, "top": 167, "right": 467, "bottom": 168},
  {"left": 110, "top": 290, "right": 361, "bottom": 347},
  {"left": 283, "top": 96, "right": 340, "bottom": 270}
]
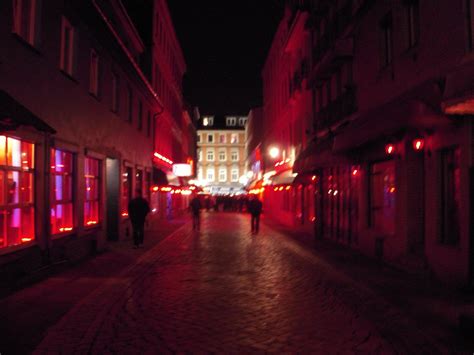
[
  {"left": 50, "top": 149, "right": 74, "bottom": 234},
  {"left": 84, "top": 157, "right": 100, "bottom": 227},
  {"left": 122, "top": 166, "right": 132, "bottom": 218},
  {"left": 0, "top": 136, "right": 35, "bottom": 249},
  {"left": 369, "top": 160, "right": 396, "bottom": 235}
]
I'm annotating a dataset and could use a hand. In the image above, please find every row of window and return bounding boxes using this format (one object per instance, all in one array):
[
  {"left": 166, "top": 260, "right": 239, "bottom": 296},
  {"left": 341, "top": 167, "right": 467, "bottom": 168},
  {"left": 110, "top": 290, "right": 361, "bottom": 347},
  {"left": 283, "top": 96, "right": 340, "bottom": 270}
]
[
  {"left": 197, "top": 149, "right": 240, "bottom": 162},
  {"left": 201, "top": 116, "right": 247, "bottom": 127},
  {"left": 197, "top": 167, "right": 240, "bottom": 183},
  {"left": 0, "top": 135, "right": 150, "bottom": 250},
  {"left": 197, "top": 133, "right": 240, "bottom": 144},
  {"left": 12, "top": 1, "right": 153, "bottom": 138}
]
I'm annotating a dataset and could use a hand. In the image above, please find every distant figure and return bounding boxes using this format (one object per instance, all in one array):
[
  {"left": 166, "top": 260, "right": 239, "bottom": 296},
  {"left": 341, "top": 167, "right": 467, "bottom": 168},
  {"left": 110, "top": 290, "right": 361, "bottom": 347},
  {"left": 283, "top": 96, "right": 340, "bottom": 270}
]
[
  {"left": 128, "top": 188, "right": 150, "bottom": 248},
  {"left": 248, "top": 195, "right": 263, "bottom": 233},
  {"left": 190, "top": 194, "right": 202, "bottom": 230}
]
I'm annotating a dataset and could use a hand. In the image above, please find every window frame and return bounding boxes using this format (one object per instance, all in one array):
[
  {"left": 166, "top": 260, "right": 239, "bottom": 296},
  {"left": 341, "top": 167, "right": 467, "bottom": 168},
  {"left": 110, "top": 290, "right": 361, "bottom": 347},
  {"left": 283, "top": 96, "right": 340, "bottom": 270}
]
[
  {"left": 379, "top": 12, "right": 393, "bottom": 68},
  {"left": 59, "top": 16, "right": 76, "bottom": 77},
  {"left": 89, "top": 48, "right": 100, "bottom": 97},
  {"left": 12, "top": 0, "right": 41, "bottom": 47},
  {"left": 50, "top": 148, "right": 75, "bottom": 235},
  {"left": 0, "top": 135, "right": 36, "bottom": 249},
  {"left": 84, "top": 156, "right": 101, "bottom": 227},
  {"left": 206, "top": 149, "right": 214, "bottom": 162}
]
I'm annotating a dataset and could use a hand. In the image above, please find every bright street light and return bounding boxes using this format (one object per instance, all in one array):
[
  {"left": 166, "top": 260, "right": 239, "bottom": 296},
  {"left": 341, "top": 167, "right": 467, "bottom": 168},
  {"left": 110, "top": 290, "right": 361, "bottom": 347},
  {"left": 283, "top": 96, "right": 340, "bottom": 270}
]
[{"left": 269, "top": 146, "right": 280, "bottom": 159}]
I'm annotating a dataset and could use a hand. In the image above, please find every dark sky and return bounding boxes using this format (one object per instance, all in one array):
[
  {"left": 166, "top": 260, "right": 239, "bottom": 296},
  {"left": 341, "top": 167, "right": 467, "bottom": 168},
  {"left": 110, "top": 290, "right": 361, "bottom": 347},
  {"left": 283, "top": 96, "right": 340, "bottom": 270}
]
[{"left": 166, "top": 1, "right": 284, "bottom": 115}]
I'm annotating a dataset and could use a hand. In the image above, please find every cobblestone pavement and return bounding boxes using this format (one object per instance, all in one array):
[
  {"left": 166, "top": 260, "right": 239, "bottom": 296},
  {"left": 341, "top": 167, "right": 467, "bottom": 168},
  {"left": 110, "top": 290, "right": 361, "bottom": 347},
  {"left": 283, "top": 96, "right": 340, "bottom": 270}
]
[{"left": 33, "top": 213, "right": 471, "bottom": 354}]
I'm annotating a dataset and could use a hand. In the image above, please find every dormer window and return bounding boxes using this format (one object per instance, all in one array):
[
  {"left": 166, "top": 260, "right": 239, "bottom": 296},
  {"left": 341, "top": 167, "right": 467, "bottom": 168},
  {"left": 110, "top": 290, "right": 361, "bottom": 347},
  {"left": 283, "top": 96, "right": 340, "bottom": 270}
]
[
  {"left": 226, "top": 117, "right": 236, "bottom": 126},
  {"left": 203, "top": 116, "right": 214, "bottom": 126}
]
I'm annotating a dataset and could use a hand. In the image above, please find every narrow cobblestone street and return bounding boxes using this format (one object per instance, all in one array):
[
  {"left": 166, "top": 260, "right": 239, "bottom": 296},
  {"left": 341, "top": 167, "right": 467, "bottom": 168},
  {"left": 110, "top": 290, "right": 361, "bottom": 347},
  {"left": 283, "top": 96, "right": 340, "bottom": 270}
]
[{"left": 24, "top": 212, "right": 470, "bottom": 354}]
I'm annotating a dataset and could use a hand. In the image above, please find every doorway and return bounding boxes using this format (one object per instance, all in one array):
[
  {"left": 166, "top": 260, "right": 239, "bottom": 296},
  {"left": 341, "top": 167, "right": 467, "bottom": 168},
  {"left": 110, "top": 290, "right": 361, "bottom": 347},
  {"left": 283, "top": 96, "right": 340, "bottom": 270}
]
[{"left": 106, "top": 158, "right": 120, "bottom": 241}]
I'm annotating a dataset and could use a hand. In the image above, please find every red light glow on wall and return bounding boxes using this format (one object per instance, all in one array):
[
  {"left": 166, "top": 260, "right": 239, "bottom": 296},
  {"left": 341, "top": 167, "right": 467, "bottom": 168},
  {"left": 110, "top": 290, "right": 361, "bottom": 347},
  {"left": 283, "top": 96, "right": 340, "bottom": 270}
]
[
  {"left": 385, "top": 144, "right": 395, "bottom": 155},
  {"left": 412, "top": 138, "right": 425, "bottom": 151}
]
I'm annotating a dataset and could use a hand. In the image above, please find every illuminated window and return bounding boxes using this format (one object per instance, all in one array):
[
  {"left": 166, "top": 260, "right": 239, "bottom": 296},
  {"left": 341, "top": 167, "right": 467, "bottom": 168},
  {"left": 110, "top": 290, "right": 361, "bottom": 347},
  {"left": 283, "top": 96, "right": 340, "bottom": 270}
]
[
  {"left": 379, "top": 12, "right": 393, "bottom": 67},
  {"left": 440, "top": 147, "right": 461, "bottom": 245},
  {"left": 218, "top": 150, "right": 226, "bottom": 161},
  {"left": 231, "top": 168, "right": 239, "bottom": 182},
  {"left": 219, "top": 134, "right": 226, "bottom": 143},
  {"left": 231, "top": 149, "right": 238, "bottom": 161},
  {"left": 198, "top": 149, "right": 202, "bottom": 162},
  {"left": 50, "top": 148, "right": 74, "bottom": 235},
  {"left": 206, "top": 168, "right": 215, "bottom": 182},
  {"left": 207, "top": 149, "right": 214, "bottom": 161},
  {"left": 122, "top": 167, "right": 132, "bottom": 218},
  {"left": 84, "top": 157, "right": 100, "bottom": 227},
  {"left": 218, "top": 167, "right": 227, "bottom": 182},
  {"left": 60, "top": 17, "right": 77, "bottom": 76},
  {"left": 230, "top": 134, "right": 238, "bottom": 144},
  {"left": 111, "top": 73, "right": 119, "bottom": 113},
  {"left": 0, "top": 136, "right": 35, "bottom": 249},
  {"left": 12, "top": 0, "right": 41, "bottom": 47},
  {"left": 226, "top": 117, "right": 236, "bottom": 126},
  {"left": 238, "top": 117, "right": 247, "bottom": 126},
  {"left": 369, "top": 160, "right": 396, "bottom": 235},
  {"left": 198, "top": 168, "right": 203, "bottom": 181},
  {"left": 89, "top": 49, "right": 100, "bottom": 97}
]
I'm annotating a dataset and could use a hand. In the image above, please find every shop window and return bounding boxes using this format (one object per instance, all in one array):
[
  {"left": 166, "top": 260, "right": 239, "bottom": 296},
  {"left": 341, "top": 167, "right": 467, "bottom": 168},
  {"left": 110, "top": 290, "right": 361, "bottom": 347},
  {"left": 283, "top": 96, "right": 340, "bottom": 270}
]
[
  {"left": 369, "top": 160, "right": 396, "bottom": 235},
  {"left": 60, "top": 16, "right": 77, "bottom": 76},
  {"left": 12, "top": 0, "right": 42, "bottom": 47},
  {"left": 84, "top": 157, "right": 100, "bottom": 227},
  {"left": 122, "top": 166, "right": 132, "bottom": 218},
  {"left": 50, "top": 148, "right": 74, "bottom": 235},
  {"left": 0, "top": 136, "right": 35, "bottom": 248},
  {"left": 439, "top": 147, "right": 461, "bottom": 245}
]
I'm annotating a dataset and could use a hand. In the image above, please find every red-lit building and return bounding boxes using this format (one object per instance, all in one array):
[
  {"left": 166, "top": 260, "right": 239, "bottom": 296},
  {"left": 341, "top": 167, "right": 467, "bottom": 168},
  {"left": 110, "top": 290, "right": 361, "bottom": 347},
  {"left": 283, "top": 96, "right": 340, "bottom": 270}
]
[
  {"left": 260, "top": 0, "right": 474, "bottom": 286},
  {"left": 0, "top": 0, "right": 191, "bottom": 284},
  {"left": 261, "top": 5, "right": 314, "bottom": 233}
]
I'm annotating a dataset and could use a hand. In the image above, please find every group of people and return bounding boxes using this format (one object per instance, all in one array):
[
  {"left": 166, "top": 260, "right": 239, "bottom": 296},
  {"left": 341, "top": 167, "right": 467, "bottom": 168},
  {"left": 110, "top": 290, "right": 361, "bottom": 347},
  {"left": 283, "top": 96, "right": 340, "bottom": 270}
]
[
  {"left": 126, "top": 189, "right": 264, "bottom": 250},
  {"left": 190, "top": 193, "right": 263, "bottom": 233}
]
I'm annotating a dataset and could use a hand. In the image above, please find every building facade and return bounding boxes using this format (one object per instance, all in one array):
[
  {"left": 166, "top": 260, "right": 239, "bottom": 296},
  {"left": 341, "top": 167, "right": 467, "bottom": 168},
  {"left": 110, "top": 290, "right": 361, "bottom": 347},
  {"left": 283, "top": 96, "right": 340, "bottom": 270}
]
[
  {"left": 0, "top": 0, "right": 189, "bottom": 287},
  {"left": 197, "top": 115, "right": 247, "bottom": 195},
  {"left": 259, "top": 0, "right": 474, "bottom": 287}
]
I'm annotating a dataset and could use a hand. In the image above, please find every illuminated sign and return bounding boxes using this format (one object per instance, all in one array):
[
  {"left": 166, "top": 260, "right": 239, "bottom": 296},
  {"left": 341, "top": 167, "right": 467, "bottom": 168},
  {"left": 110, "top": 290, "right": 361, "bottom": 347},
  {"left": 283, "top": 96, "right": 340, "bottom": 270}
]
[{"left": 172, "top": 163, "right": 192, "bottom": 177}]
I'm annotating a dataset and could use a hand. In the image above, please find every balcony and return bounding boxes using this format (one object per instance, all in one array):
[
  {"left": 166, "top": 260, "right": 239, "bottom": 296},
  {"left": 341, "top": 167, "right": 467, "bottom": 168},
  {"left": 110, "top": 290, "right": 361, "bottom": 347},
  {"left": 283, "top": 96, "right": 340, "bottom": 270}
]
[{"left": 315, "top": 85, "right": 357, "bottom": 130}]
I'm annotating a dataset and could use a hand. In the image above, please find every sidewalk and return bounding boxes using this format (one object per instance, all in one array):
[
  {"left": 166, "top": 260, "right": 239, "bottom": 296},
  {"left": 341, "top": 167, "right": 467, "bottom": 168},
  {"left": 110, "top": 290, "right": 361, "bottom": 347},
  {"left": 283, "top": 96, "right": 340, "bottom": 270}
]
[
  {"left": 263, "top": 215, "right": 474, "bottom": 347},
  {"left": 0, "top": 217, "right": 188, "bottom": 355}
]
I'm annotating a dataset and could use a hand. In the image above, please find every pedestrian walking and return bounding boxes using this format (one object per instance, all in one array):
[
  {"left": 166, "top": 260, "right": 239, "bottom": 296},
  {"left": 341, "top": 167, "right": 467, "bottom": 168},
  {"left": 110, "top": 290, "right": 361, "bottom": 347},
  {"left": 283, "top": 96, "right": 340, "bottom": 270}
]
[
  {"left": 248, "top": 194, "right": 263, "bottom": 233},
  {"left": 190, "top": 193, "right": 202, "bottom": 230},
  {"left": 128, "top": 188, "right": 150, "bottom": 248}
]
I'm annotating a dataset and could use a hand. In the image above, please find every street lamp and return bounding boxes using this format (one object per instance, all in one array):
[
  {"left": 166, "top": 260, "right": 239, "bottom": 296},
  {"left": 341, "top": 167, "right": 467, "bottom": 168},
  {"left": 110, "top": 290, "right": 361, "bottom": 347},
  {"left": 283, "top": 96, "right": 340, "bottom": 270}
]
[{"left": 268, "top": 146, "right": 280, "bottom": 159}]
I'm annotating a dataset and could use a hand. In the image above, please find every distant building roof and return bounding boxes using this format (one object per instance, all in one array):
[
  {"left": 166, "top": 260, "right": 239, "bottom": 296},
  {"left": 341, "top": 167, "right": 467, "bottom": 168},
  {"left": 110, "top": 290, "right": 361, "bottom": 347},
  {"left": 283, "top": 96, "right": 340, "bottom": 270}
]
[{"left": 197, "top": 115, "right": 247, "bottom": 130}]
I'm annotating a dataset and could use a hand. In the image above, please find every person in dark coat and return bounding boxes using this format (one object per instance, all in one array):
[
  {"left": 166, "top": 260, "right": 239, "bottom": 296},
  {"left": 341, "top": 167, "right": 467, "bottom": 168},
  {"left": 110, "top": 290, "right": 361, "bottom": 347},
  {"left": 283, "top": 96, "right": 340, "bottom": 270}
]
[
  {"left": 248, "top": 195, "right": 263, "bottom": 233},
  {"left": 189, "top": 193, "right": 202, "bottom": 230},
  {"left": 128, "top": 188, "right": 150, "bottom": 248}
]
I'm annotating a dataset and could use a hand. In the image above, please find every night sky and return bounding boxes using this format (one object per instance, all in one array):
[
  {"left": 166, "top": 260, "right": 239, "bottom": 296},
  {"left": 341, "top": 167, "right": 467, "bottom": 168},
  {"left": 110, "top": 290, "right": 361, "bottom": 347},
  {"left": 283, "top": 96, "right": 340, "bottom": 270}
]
[{"left": 167, "top": 1, "right": 284, "bottom": 115}]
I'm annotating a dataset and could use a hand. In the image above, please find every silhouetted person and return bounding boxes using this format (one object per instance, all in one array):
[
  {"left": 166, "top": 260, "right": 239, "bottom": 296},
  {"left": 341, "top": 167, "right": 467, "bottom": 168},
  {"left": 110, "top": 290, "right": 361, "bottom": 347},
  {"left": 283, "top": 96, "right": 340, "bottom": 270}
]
[
  {"left": 190, "top": 194, "right": 202, "bottom": 230},
  {"left": 128, "top": 188, "right": 150, "bottom": 248},
  {"left": 248, "top": 195, "right": 263, "bottom": 233}
]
